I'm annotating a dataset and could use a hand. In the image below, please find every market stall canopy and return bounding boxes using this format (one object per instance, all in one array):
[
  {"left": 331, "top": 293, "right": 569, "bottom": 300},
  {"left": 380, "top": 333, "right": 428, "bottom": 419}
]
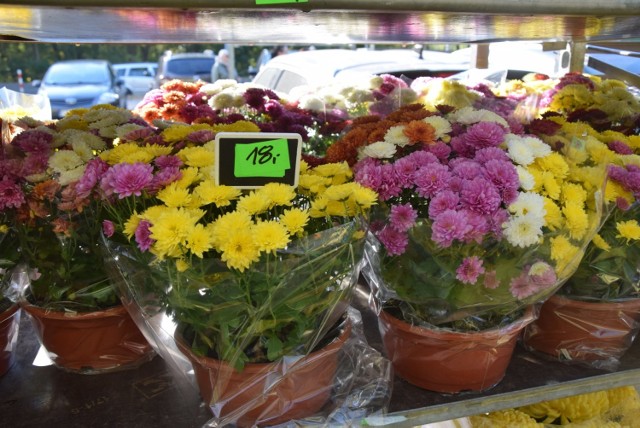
[{"left": 1, "top": 0, "right": 640, "bottom": 44}]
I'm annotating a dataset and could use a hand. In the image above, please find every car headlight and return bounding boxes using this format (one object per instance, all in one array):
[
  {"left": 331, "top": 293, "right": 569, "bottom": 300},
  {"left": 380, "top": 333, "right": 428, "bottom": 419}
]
[{"left": 96, "top": 92, "right": 119, "bottom": 105}]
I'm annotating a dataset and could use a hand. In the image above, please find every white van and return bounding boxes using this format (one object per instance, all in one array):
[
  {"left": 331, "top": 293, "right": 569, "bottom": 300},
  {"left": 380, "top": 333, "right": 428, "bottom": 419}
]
[{"left": 113, "top": 62, "right": 158, "bottom": 95}]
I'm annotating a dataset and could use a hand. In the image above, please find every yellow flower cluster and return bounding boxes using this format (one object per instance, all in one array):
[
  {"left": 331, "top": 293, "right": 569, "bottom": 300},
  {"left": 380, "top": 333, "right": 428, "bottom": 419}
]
[
  {"left": 117, "top": 138, "right": 376, "bottom": 272},
  {"left": 470, "top": 386, "right": 640, "bottom": 427}
]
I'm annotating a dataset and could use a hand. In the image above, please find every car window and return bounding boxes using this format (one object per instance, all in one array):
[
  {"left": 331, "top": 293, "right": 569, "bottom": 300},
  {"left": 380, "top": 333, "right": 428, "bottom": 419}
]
[
  {"left": 129, "top": 67, "right": 152, "bottom": 77},
  {"left": 115, "top": 68, "right": 126, "bottom": 77},
  {"left": 44, "top": 63, "right": 111, "bottom": 85},
  {"left": 166, "top": 58, "right": 215, "bottom": 75},
  {"left": 273, "top": 70, "right": 308, "bottom": 93}
]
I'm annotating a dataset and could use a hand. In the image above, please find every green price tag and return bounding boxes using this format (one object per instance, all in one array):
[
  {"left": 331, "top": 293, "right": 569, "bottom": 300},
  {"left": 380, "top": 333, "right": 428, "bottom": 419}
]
[
  {"left": 256, "top": 0, "right": 308, "bottom": 4},
  {"left": 234, "top": 138, "right": 291, "bottom": 178}
]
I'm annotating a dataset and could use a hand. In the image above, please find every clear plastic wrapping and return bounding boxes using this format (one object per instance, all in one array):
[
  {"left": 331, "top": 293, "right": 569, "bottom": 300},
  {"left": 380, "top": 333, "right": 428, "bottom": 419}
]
[
  {"left": 102, "top": 222, "right": 392, "bottom": 427},
  {"left": 0, "top": 86, "right": 51, "bottom": 143}
]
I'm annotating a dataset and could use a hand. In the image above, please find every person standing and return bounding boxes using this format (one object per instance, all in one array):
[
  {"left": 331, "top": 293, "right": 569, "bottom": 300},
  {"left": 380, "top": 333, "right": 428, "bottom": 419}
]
[{"left": 211, "top": 48, "right": 231, "bottom": 81}]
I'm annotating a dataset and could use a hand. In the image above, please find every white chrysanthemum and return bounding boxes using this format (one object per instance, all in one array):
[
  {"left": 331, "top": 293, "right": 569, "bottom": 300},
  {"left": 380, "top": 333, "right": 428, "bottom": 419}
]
[
  {"left": 344, "top": 88, "right": 375, "bottom": 104},
  {"left": 503, "top": 213, "right": 545, "bottom": 248},
  {"left": 506, "top": 134, "right": 535, "bottom": 166},
  {"left": 48, "top": 150, "right": 84, "bottom": 173},
  {"left": 398, "top": 87, "right": 419, "bottom": 104},
  {"left": 384, "top": 125, "right": 410, "bottom": 147},
  {"left": 516, "top": 165, "right": 536, "bottom": 190},
  {"left": 200, "top": 79, "right": 238, "bottom": 95},
  {"left": 210, "top": 92, "right": 237, "bottom": 109},
  {"left": 422, "top": 116, "right": 453, "bottom": 140},
  {"left": 298, "top": 95, "right": 327, "bottom": 111},
  {"left": 115, "top": 123, "right": 146, "bottom": 139},
  {"left": 449, "top": 107, "right": 508, "bottom": 127},
  {"left": 359, "top": 141, "right": 397, "bottom": 159},
  {"left": 71, "top": 139, "right": 94, "bottom": 162},
  {"left": 508, "top": 191, "right": 547, "bottom": 218},
  {"left": 522, "top": 136, "right": 552, "bottom": 158},
  {"left": 58, "top": 165, "right": 86, "bottom": 186}
]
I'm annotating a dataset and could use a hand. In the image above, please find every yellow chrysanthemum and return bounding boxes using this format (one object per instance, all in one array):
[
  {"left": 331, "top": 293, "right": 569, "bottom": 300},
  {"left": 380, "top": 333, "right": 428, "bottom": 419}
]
[
  {"left": 298, "top": 173, "right": 330, "bottom": 195},
  {"left": 616, "top": 220, "right": 640, "bottom": 243},
  {"left": 550, "top": 234, "right": 581, "bottom": 275},
  {"left": 299, "top": 159, "right": 309, "bottom": 174},
  {"left": 469, "top": 409, "right": 542, "bottom": 427},
  {"left": 541, "top": 171, "right": 562, "bottom": 201},
  {"left": 236, "top": 192, "right": 271, "bottom": 215},
  {"left": 219, "top": 228, "right": 261, "bottom": 272},
  {"left": 543, "top": 197, "right": 564, "bottom": 231},
  {"left": 350, "top": 185, "right": 378, "bottom": 209},
  {"left": 309, "top": 196, "right": 329, "bottom": 218},
  {"left": 253, "top": 220, "right": 290, "bottom": 252},
  {"left": 519, "top": 389, "right": 610, "bottom": 424},
  {"left": 161, "top": 124, "right": 204, "bottom": 143},
  {"left": 561, "top": 182, "right": 587, "bottom": 206},
  {"left": 534, "top": 152, "right": 570, "bottom": 178},
  {"left": 322, "top": 183, "right": 356, "bottom": 202},
  {"left": 186, "top": 223, "right": 214, "bottom": 258},
  {"left": 55, "top": 115, "right": 89, "bottom": 132},
  {"left": 279, "top": 208, "right": 310, "bottom": 236},
  {"left": 258, "top": 182, "right": 296, "bottom": 208},
  {"left": 149, "top": 208, "right": 200, "bottom": 259},
  {"left": 209, "top": 211, "right": 254, "bottom": 248},
  {"left": 177, "top": 146, "right": 215, "bottom": 168},
  {"left": 211, "top": 120, "right": 260, "bottom": 133},
  {"left": 592, "top": 233, "right": 611, "bottom": 251},
  {"left": 563, "top": 202, "right": 589, "bottom": 240},
  {"left": 157, "top": 182, "right": 193, "bottom": 208},
  {"left": 193, "top": 180, "right": 241, "bottom": 207},
  {"left": 0, "top": 224, "right": 8, "bottom": 233},
  {"left": 176, "top": 167, "right": 200, "bottom": 188},
  {"left": 123, "top": 213, "right": 142, "bottom": 239},
  {"left": 549, "top": 84, "right": 594, "bottom": 113},
  {"left": 100, "top": 143, "right": 154, "bottom": 164},
  {"left": 325, "top": 200, "right": 349, "bottom": 217},
  {"left": 176, "top": 258, "right": 190, "bottom": 272},
  {"left": 604, "top": 180, "right": 634, "bottom": 204},
  {"left": 311, "top": 161, "right": 353, "bottom": 184},
  {"left": 586, "top": 137, "right": 617, "bottom": 166}
]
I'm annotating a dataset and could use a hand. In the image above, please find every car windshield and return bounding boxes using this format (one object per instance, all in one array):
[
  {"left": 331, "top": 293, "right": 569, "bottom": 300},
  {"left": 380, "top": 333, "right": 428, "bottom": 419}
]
[
  {"left": 44, "top": 63, "right": 111, "bottom": 85},
  {"left": 166, "top": 57, "right": 215, "bottom": 75}
]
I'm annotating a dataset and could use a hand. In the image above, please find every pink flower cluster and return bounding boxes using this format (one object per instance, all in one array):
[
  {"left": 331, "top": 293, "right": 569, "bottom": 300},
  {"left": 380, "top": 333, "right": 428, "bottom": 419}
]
[{"left": 354, "top": 120, "right": 519, "bottom": 256}]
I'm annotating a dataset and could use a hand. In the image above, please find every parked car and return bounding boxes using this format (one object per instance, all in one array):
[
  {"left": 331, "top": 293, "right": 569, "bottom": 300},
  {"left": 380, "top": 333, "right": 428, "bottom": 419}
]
[
  {"left": 33, "top": 59, "right": 126, "bottom": 119},
  {"left": 154, "top": 51, "right": 216, "bottom": 88},
  {"left": 252, "top": 48, "right": 470, "bottom": 94},
  {"left": 113, "top": 62, "right": 157, "bottom": 96}
]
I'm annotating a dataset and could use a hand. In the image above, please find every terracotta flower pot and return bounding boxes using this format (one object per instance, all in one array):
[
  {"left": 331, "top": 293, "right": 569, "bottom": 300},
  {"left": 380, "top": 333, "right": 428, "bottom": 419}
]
[
  {"left": 22, "top": 303, "right": 154, "bottom": 374},
  {"left": 176, "top": 322, "right": 351, "bottom": 427},
  {"left": 378, "top": 306, "right": 535, "bottom": 393},
  {"left": 523, "top": 294, "right": 640, "bottom": 368},
  {"left": 0, "top": 303, "right": 20, "bottom": 376}
]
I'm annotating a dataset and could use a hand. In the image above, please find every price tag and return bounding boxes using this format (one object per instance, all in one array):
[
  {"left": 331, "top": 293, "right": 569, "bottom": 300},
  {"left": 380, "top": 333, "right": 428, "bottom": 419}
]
[{"left": 215, "top": 132, "right": 302, "bottom": 189}]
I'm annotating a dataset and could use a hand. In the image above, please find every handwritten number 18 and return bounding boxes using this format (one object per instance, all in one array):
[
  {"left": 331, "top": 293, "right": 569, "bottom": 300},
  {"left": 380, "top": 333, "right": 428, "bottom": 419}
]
[{"left": 246, "top": 144, "right": 278, "bottom": 165}]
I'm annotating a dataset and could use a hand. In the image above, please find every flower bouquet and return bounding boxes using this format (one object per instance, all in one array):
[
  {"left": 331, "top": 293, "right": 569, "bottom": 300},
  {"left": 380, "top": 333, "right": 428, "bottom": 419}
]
[
  {"left": 0, "top": 105, "right": 154, "bottom": 373},
  {"left": 328, "top": 103, "right": 605, "bottom": 393},
  {"left": 93, "top": 120, "right": 391, "bottom": 426},
  {"left": 521, "top": 88, "right": 640, "bottom": 369}
]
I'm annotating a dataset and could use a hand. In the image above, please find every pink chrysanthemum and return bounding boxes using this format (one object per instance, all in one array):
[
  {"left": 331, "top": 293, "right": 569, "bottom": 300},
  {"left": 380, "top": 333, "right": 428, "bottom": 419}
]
[
  {"left": 102, "top": 220, "right": 115, "bottom": 238},
  {"left": 431, "top": 209, "right": 473, "bottom": 248},
  {"left": 389, "top": 203, "right": 418, "bottom": 232},
  {"left": 414, "top": 163, "right": 451, "bottom": 198},
  {"left": 461, "top": 121, "right": 506, "bottom": 150},
  {"left": 460, "top": 177, "right": 502, "bottom": 215},
  {"left": 456, "top": 256, "right": 485, "bottom": 284},
  {"left": 135, "top": 220, "right": 154, "bottom": 252},
  {"left": 101, "top": 162, "right": 154, "bottom": 198},
  {"left": 450, "top": 159, "right": 483, "bottom": 180},
  {"left": 378, "top": 226, "right": 409, "bottom": 256},
  {"left": 0, "top": 178, "right": 25, "bottom": 210},
  {"left": 393, "top": 157, "right": 418, "bottom": 188},
  {"left": 154, "top": 155, "right": 183, "bottom": 169},
  {"left": 428, "top": 190, "right": 459, "bottom": 219}
]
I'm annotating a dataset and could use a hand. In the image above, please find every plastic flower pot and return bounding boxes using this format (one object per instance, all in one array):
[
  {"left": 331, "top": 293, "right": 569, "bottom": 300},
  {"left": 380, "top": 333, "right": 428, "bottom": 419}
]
[
  {"left": 378, "top": 306, "right": 535, "bottom": 393},
  {"left": 22, "top": 303, "right": 154, "bottom": 374},
  {"left": 523, "top": 294, "right": 640, "bottom": 369},
  {"left": 175, "top": 321, "right": 352, "bottom": 427}
]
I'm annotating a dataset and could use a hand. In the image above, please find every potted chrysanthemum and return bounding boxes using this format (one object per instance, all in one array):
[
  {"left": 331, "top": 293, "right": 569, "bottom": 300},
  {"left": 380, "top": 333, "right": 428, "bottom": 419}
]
[
  {"left": 326, "top": 103, "right": 604, "bottom": 393},
  {"left": 91, "top": 119, "right": 379, "bottom": 426},
  {"left": 0, "top": 105, "right": 154, "bottom": 373},
  {"left": 521, "top": 91, "right": 640, "bottom": 369}
]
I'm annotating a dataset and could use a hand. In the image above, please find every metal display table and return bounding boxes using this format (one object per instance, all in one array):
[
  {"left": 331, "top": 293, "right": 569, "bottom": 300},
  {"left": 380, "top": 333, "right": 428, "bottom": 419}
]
[{"left": 2, "top": 287, "right": 639, "bottom": 428}]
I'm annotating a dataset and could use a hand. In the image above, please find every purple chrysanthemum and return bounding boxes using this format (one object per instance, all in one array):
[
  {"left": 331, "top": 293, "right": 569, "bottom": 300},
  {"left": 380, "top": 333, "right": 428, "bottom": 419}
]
[
  {"left": 377, "top": 226, "right": 409, "bottom": 256},
  {"left": 463, "top": 210, "right": 491, "bottom": 243},
  {"left": 0, "top": 178, "right": 25, "bottom": 210},
  {"left": 608, "top": 140, "right": 634, "bottom": 155},
  {"left": 393, "top": 157, "right": 418, "bottom": 189},
  {"left": 102, "top": 220, "right": 115, "bottom": 238},
  {"left": 135, "top": 220, "right": 154, "bottom": 252},
  {"left": 460, "top": 177, "right": 502, "bottom": 214},
  {"left": 482, "top": 159, "right": 520, "bottom": 204},
  {"left": 154, "top": 155, "right": 183, "bottom": 169},
  {"left": 430, "top": 209, "right": 473, "bottom": 248},
  {"left": 426, "top": 141, "right": 452, "bottom": 161},
  {"left": 450, "top": 159, "right": 483, "bottom": 180},
  {"left": 414, "top": 163, "right": 451, "bottom": 198},
  {"left": 149, "top": 166, "right": 182, "bottom": 194},
  {"left": 354, "top": 158, "right": 383, "bottom": 192},
  {"left": 101, "top": 162, "right": 154, "bottom": 198},
  {"left": 21, "top": 153, "right": 50, "bottom": 176},
  {"left": 428, "top": 190, "right": 459, "bottom": 219},
  {"left": 75, "top": 158, "right": 110, "bottom": 198},
  {"left": 460, "top": 121, "right": 506, "bottom": 150},
  {"left": 456, "top": 256, "right": 485, "bottom": 284},
  {"left": 389, "top": 203, "right": 418, "bottom": 232},
  {"left": 12, "top": 130, "right": 52, "bottom": 154},
  {"left": 406, "top": 149, "right": 440, "bottom": 167},
  {"left": 377, "top": 163, "right": 402, "bottom": 200},
  {"left": 474, "top": 147, "right": 510, "bottom": 164}
]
